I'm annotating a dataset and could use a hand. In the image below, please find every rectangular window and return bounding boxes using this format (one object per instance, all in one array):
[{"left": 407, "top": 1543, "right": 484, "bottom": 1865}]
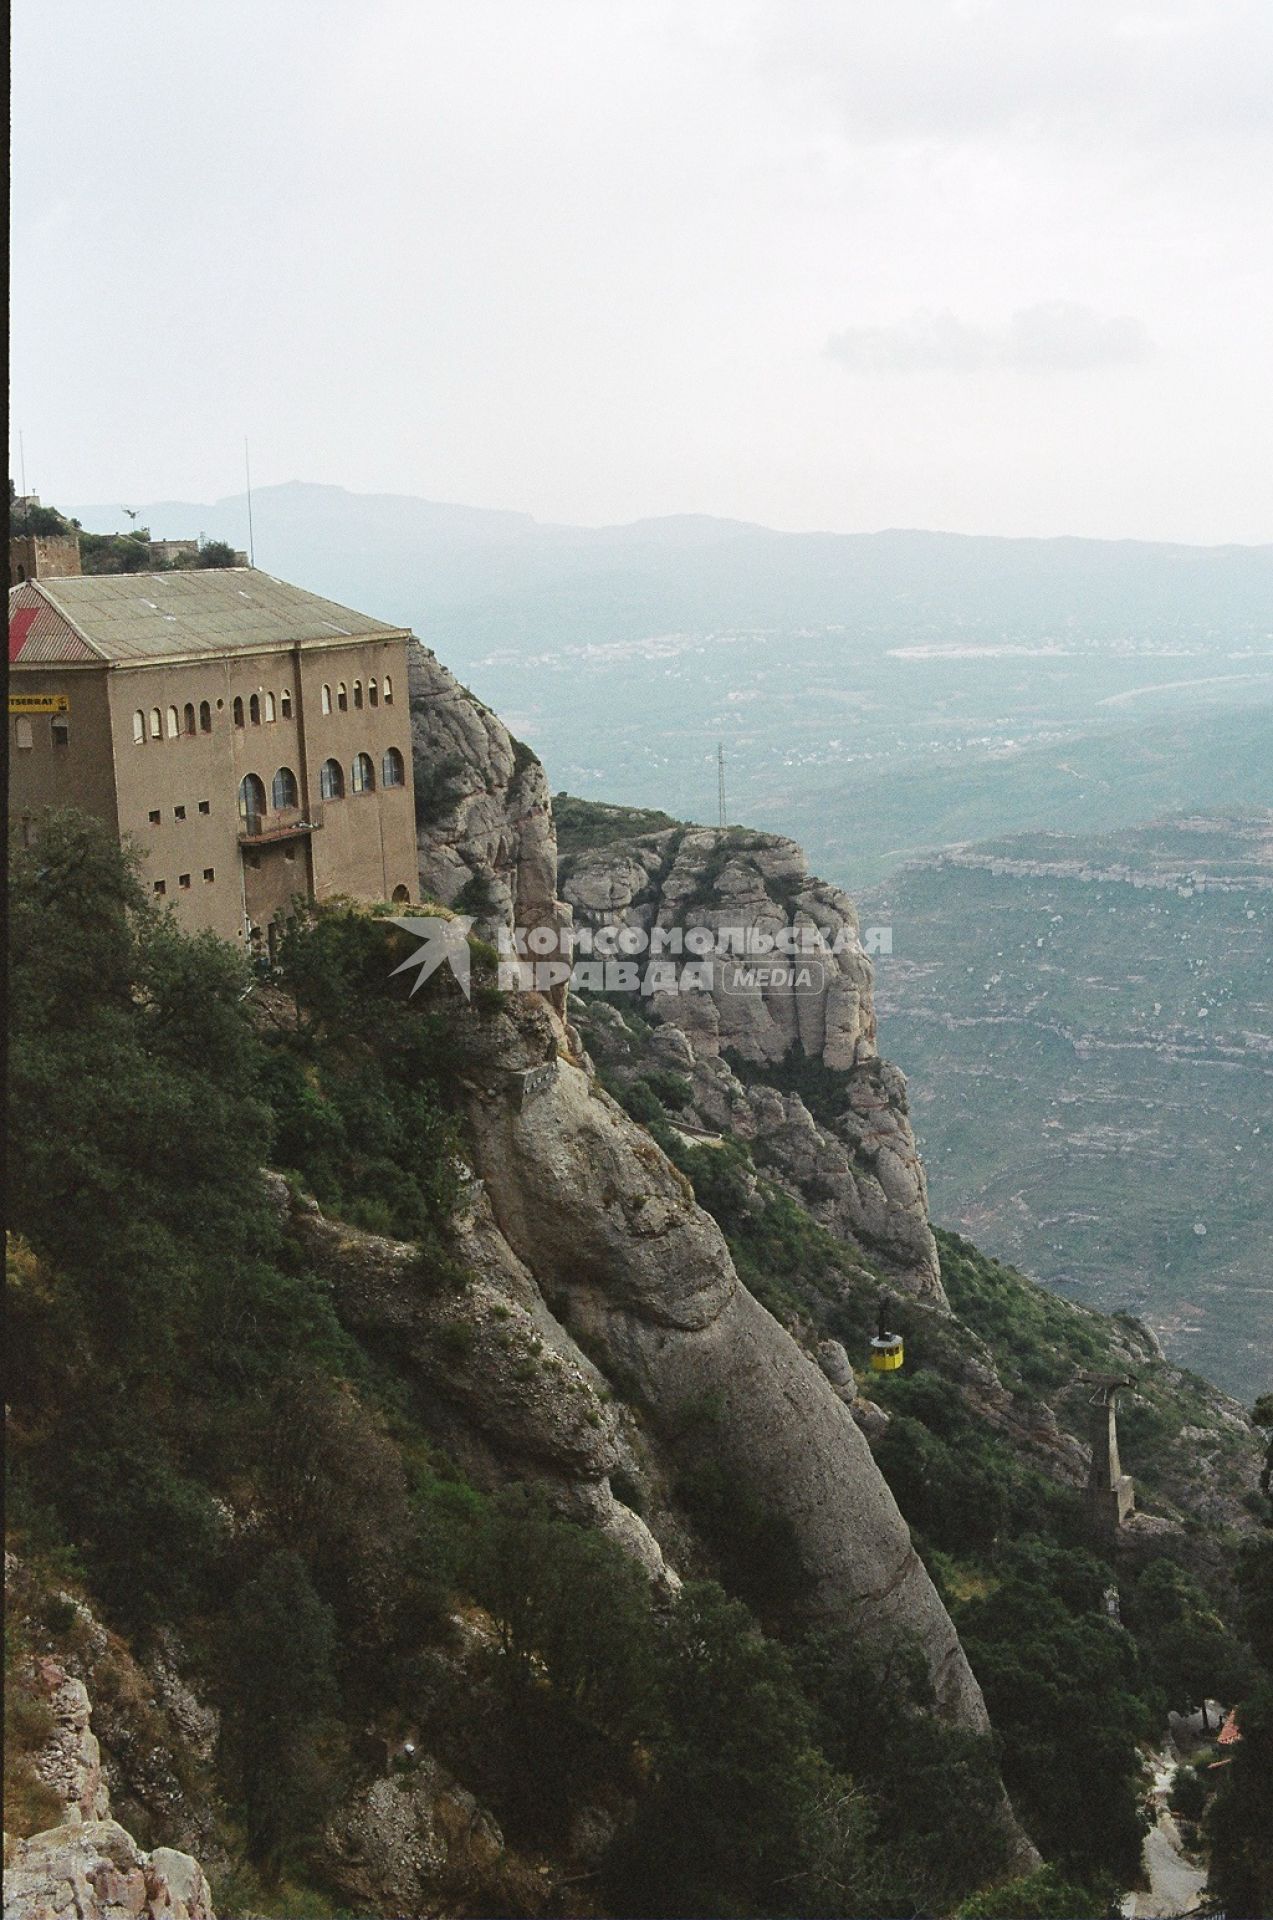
[
  {"left": 179, "top": 874, "right": 191, "bottom": 890},
  {"left": 148, "top": 809, "right": 162, "bottom": 825},
  {"left": 174, "top": 805, "right": 186, "bottom": 820},
  {"left": 52, "top": 720, "right": 70, "bottom": 748},
  {"left": 153, "top": 879, "right": 166, "bottom": 896},
  {"left": 198, "top": 800, "right": 210, "bottom": 815},
  {"left": 15, "top": 718, "right": 34, "bottom": 749},
  {"left": 203, "top": 868, "right": 215, "bottom": 883}
]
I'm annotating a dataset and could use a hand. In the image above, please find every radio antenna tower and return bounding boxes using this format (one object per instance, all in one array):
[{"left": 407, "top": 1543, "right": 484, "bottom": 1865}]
[
  {"left": 717, "top": 741, "right": 727, "bottom": 829},
  {"left": 244, "top": 437, "right": 256, "bottom": 566}
]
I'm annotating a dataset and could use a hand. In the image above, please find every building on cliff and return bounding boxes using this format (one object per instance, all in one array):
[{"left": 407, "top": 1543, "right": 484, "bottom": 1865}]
[{"left": 8, "top": 567, "right": 419, "bottom": 957}]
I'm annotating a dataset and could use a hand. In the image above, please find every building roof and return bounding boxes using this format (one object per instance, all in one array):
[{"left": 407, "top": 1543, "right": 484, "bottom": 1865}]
[{"left": 9, "top": 569, "right": 409, "bottom": 667}]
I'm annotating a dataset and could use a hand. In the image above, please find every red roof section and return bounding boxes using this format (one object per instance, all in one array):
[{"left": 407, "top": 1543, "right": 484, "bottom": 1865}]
[
  {"left": 8, "top": 583, "right": 100, "bottom": 664},
  {"left": 1218, "top": 1708, "right": 1242, "bottom": 1746}
]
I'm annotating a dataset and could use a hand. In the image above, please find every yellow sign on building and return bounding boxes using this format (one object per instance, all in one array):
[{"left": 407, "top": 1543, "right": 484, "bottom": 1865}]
[{"left": 9, "top": 693, "right": 70, "bottom": 715}]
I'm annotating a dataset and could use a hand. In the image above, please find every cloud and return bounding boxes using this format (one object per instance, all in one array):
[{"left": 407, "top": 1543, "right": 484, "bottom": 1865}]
[
  {"left": 757, "top": 1, "right": 1273, "bottom": 149},
  {"left": 826, "top": 302, "right": 1153, "bottom": 373}
]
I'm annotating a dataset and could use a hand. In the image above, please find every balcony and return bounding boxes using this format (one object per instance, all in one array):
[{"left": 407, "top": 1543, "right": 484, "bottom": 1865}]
[{"left": 238, "top": 803, "right": 323, "bottom": 845}]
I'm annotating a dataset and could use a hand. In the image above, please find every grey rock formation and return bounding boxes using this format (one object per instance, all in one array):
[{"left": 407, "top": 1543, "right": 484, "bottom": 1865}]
[
  {"left": 460, "top": 1023, "right": 985, "bottom": 1722},
  {"left": 3, "top": 1821, "right": 214, "bottom": 1920},
  {"left": 408, "top": 642, "right": 564, "bottom": 958},
  {"left": 563, "top": 825, "right": 878, "bottom": 1069},
  {"left": 3, "top": 1661, "right": 215, "bottom": 1920},
  {"left": 25, "top": 1662, "right": 111, "bottom": 1826},
  {"left": 561, "top": 825, "right": 944, "bottom": 1301},
  {"left": 322, "top": 1757, "right": 504, "bottom": 1918},
  {"left": 262, "top": 995, "right": 1037, "bottom": 1862},
  {"left": 267, "top": 1172, "right": 677, "bottom": 1592}
]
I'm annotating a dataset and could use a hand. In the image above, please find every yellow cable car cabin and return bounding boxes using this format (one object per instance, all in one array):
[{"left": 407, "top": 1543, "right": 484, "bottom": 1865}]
[
  {"left": 869, "top": 1332, "right": 904, "bottom": 1373},
  {"left": 868, "top": 1296, "right": 904, "bottom": 1372}
]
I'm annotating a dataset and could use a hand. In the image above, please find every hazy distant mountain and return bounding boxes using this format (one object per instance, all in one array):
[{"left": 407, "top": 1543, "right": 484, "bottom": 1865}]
[{"left": 68, "top": 480, "right": 1273, "bottom": 636}]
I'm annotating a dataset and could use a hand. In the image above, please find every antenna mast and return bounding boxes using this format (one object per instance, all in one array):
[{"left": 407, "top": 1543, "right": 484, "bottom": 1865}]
[
  {"left": 717, "top": 741, "right": 727, "bottom": 829},
  {"left": 244, "top": 436, "right": 256, "bottom": 566}
]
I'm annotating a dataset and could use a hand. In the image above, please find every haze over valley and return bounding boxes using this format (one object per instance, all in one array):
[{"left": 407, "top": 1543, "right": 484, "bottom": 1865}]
[{"left": 71, "top": 482, "right": 1273, "bottom": 893}]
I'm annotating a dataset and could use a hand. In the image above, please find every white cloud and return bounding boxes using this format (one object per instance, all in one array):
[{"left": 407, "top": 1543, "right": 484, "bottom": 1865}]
[{"left": 827, "top": 303, "right": 1153, "bottom": 373}]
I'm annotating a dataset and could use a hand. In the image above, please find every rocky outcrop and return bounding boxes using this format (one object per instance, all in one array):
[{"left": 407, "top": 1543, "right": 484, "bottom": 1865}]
[
  {"left": 267, "top": 1170, "right": 677, "bottom": 1592},
  {"left": 408, "top": 642, "right": 563, "bottom": 955},
  {"left": 24, "top": 1663, "right": 111, "bottom": 1827},
  {"left": 562, "top": 822, "right": 945, "bottom": 1302},
  {"left": 264, "top": 987, "right": 1036, "bottom": 1865},
  {"left": 321, "top": 1756, "right": 506, "bottom": 1918},
  {"left": 3, "top": 1658, "right": 215, "bottom": 1920},
  {"left": 4, "top": 1822, "right": 214, "bottom": 1920},
  {"left": 460, "top": 1002, "right": 982, "bottom": 1718},
  {"left": 562, "top": 825, "right": 878, "bottom": 1069}
]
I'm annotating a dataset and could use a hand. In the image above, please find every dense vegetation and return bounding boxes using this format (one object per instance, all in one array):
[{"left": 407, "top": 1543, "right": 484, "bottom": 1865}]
[
  {"left": 552, "top": 791, "right": 683, "bottom": 856},
  {"left": 589, "top": 1003, "right": 1269, "bottom": 1911},
  {"left": 0, "top": 817, "right": 1001, "bottom": 1915},
  {"left": 7, "top": 815, "right": 1268, "bottom": 1918}
]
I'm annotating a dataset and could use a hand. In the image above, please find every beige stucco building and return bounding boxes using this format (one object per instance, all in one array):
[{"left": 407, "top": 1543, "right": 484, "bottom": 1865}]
[{"left": 9, "top": 568, "right": 420, "bottom": 955}]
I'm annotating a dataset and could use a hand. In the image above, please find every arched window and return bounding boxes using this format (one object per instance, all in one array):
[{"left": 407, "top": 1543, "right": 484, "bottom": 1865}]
[
  {"left": 150, "top": 707, "right": 163, "bottom": 740},
  {"left": 368, "top": 677, "right": 379, "bottom": 708},
  {"left": 133, "top": 710, "right": 146, "bottom": 744},
  {"left": 280, "top": 689, "right": 292, "bottom": 720},
  {"left": 167, "top": 706, "right": 179, "bottom": 739},
  {"left": 271, "top": 766, "right": 299, "bottom": 810},
  {"left": 351, "top": 752, "right": 375, "bottom": 794},
  {"left": 319, "top": 758, "right": 344, "bottom": 800},
  {"left": 183, "top": 702, "right": 196, "bottom": 736},
  {"left": 392, "top": 884, "right": 411, "bottom": 905},
  {"left": 237, "top": 773, "right": 267, "bottom": 824},
  {"left": 199, "top": 700, "right": 212, "bottom": 732},
  {"left": 249, "top": 693, "right": 261, "bottom": 726},
  {"left": 265, "top": 691, "right": 276, "bottom": 723},
  {"left": 321, "top": 684, "right": 332, "bottom": 715},
  {"left": 381, "top": 746, "right": 405, "bottom": 787},
  {"left": 233, "top": 696, "right": 245, "bottom": 728},
  {"left": 353, "top": 679, "right": 363, "bottom": 710},
  {"left": 337, "top": 682, "right": 348, "bottom": 712},
  {"left": 383, "top": 674, "right": 393, "bottom": 705}
]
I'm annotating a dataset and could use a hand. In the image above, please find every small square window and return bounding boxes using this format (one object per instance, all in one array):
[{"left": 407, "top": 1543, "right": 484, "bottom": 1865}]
[
  {"left": 148, "top": 809, "right": 162, "bottom": 826},
  {"left": 153, "top": 879, "right": 166, "bottom": 896},
  {"left": 198, "top": 799, "right": 210, "bottom": 815},
  {"left": 179, "top": 874, "right": 192, "bottom": 890},
  {"left": 174, "top": 805, "right": 186, "bottom": 820},
  {"left": 203, "top": 868, "right": 215, "bottom": 883}
]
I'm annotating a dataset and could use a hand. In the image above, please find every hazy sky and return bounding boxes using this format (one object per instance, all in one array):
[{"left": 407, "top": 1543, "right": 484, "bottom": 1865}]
[{"left": 10, "top": 0, "right": 1273, "bottom": 541}]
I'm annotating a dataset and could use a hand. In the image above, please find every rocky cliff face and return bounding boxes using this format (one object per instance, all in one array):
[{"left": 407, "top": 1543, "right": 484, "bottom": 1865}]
[
  {"left": 560, "top": 823, "right": 945, "bottom": 1302},
  {"left": 3, "top": 1635, "right": 215, "bottom": 1920},
  {"left": 408, "top": 641, "right": 562, "bottom": 953},
  {"left": 269, "top": 977, "right": 1038, "bottom": 1871}
]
